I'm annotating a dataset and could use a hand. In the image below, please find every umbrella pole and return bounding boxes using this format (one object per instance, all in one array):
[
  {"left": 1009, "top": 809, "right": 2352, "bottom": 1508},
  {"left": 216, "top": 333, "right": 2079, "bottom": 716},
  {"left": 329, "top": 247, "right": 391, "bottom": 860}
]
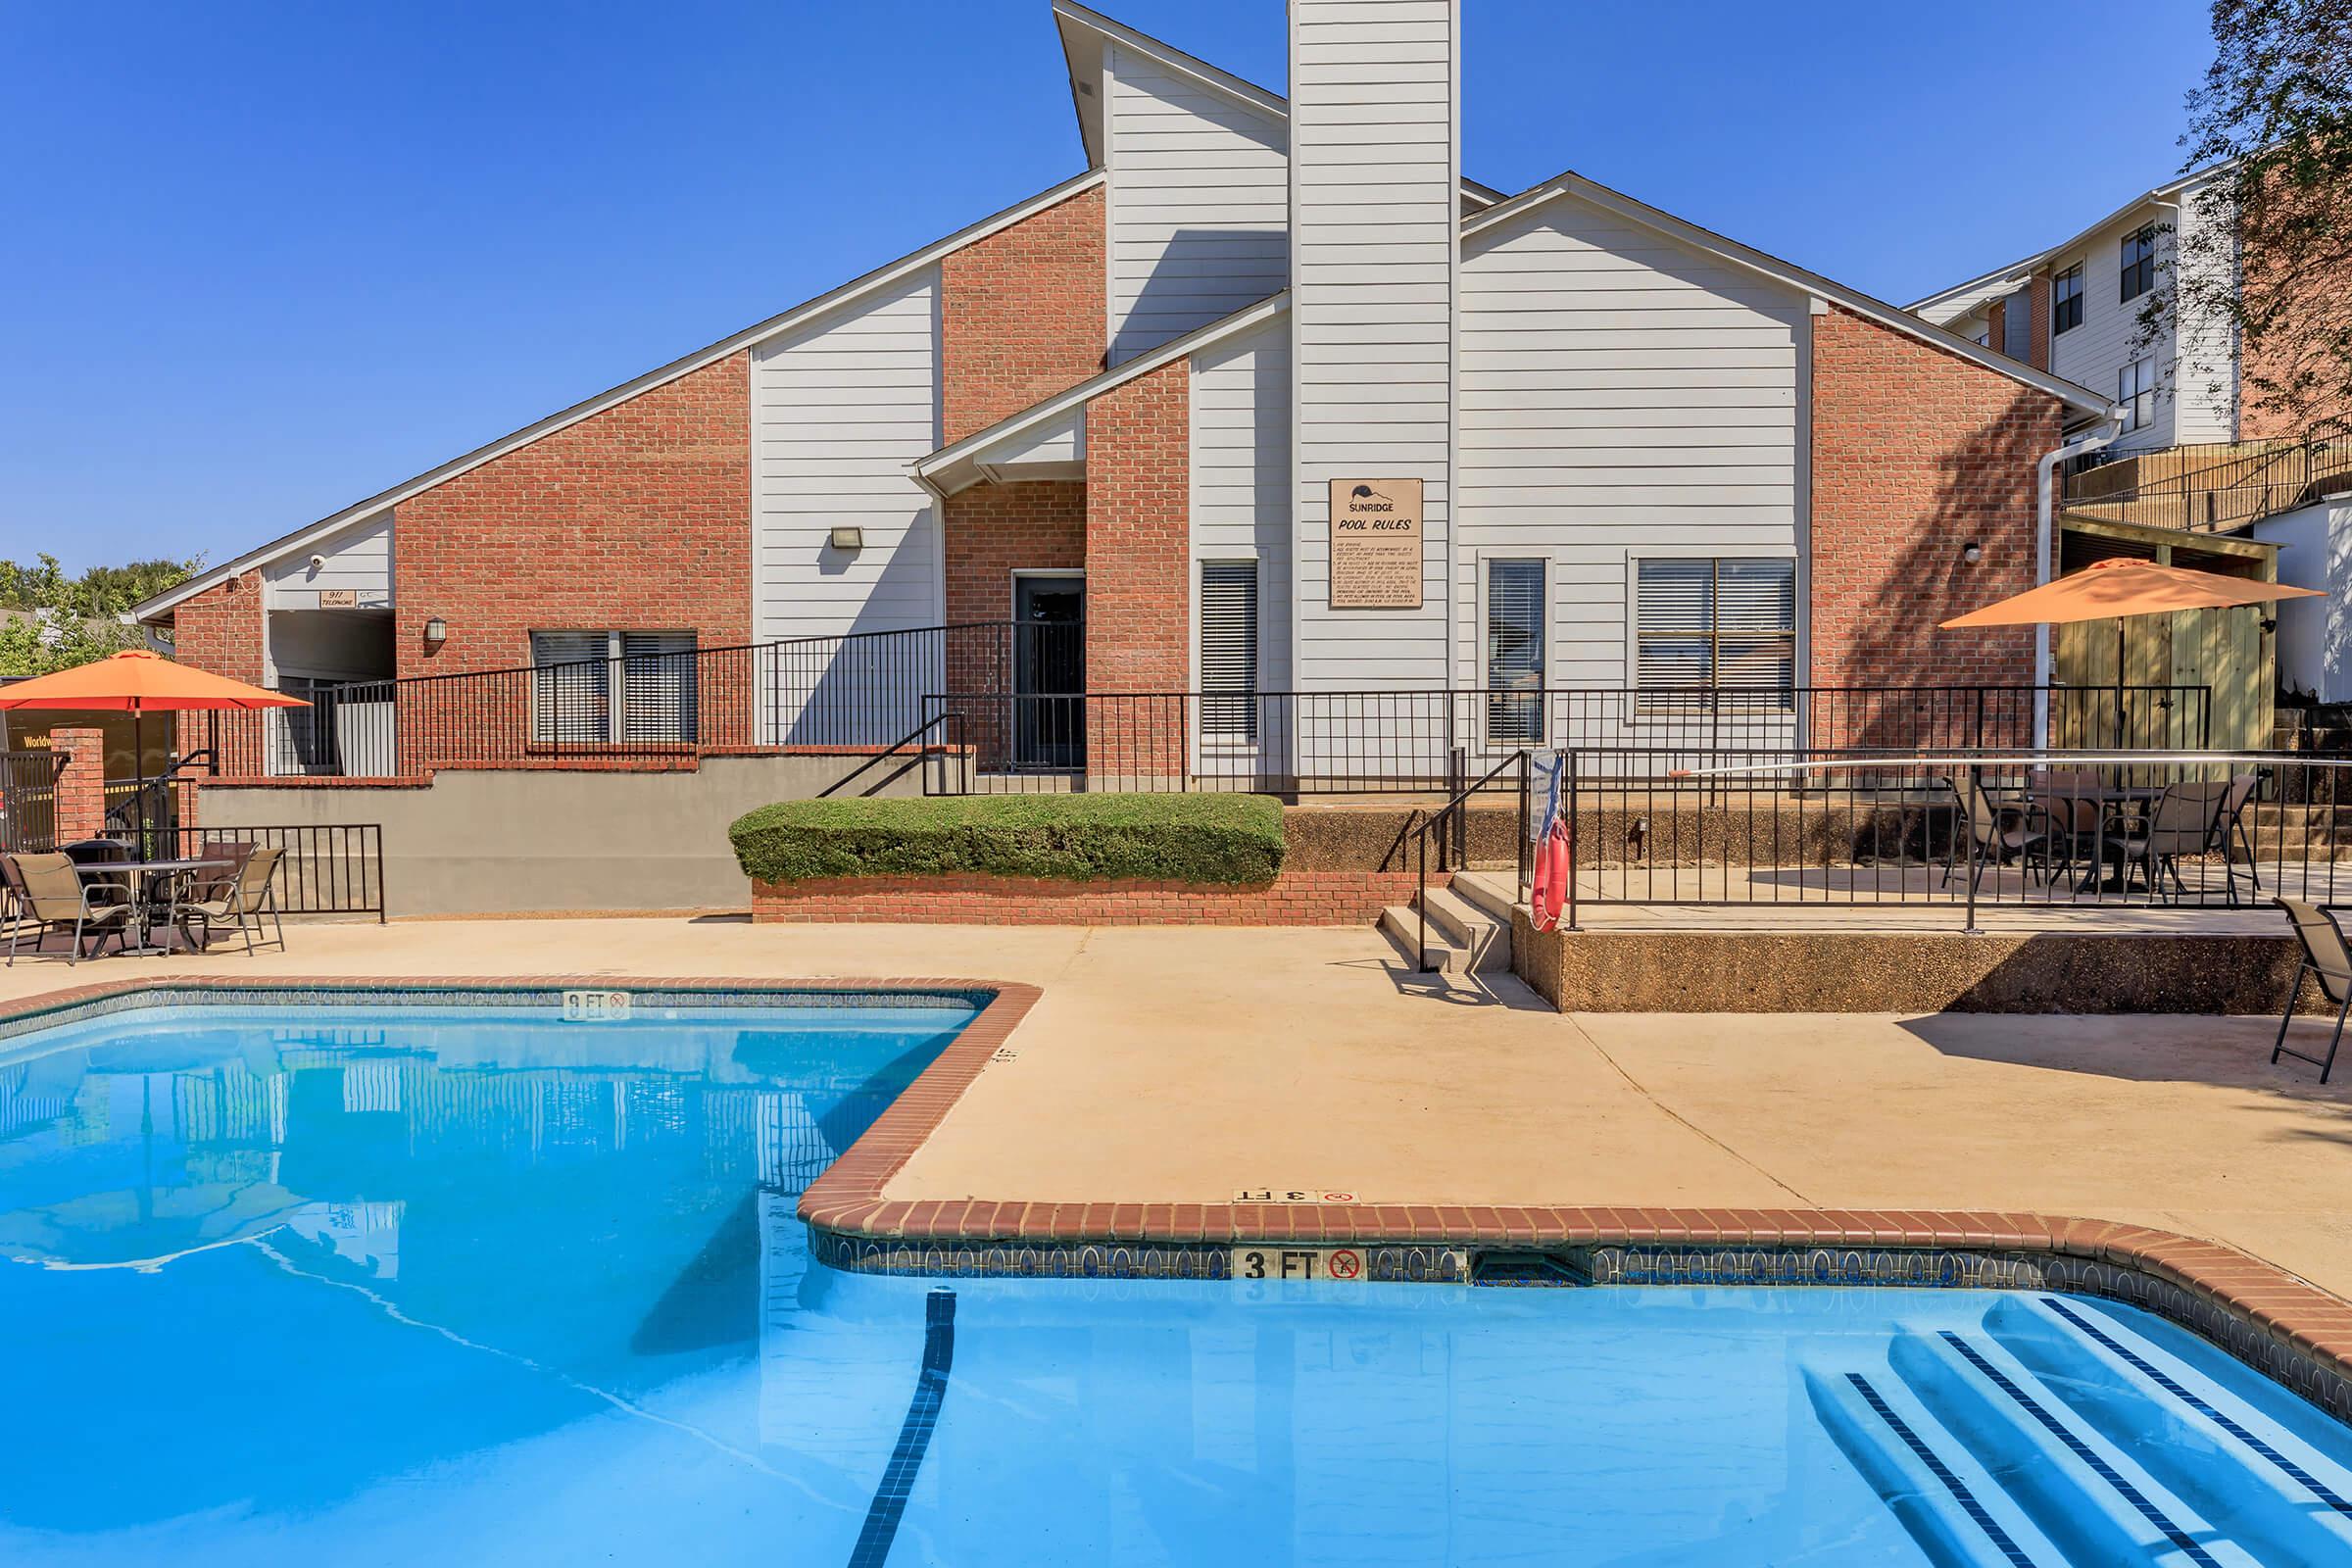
[
  {"left": 132, "top": 700, "right": 147, "bottom": 862},
  {"left": 2113, "top": 616, "right": 2126, "bottom": 754}
]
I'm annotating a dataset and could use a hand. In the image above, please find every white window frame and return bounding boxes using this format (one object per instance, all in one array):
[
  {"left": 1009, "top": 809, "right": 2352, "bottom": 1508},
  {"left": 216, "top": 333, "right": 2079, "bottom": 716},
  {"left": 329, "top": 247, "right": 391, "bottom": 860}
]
[
  {"left": 1195, "top": 558, "right": 1261, "bottom": 750},
  {"left": 2052, "top": 262, "right": 2084, "bottom": 335},
  {"left": 2118, "top": 356, "right": 2157, "bottom": 434},
  {"left": 530, "top": 629, "right": 698, "bottom": 746},
  {"left": 1477, "top": 555, "right": 1549, "bottom": 749},
  {"left": 1622, "top": 547, "right": 1802, "bottom": 714}
]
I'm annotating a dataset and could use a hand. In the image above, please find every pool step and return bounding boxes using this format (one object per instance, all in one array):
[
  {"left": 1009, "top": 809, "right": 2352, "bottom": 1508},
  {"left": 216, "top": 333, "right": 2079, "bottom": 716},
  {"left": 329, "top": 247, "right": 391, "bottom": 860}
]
[
  {"left": 1984, "top": 1297, "right": 2352, "bottom": 1566},
  {"left": 1885, "top": 1328, "right": 2266, "bottom": 1566},
  {"left": 1804, "top": 1367, "right": 2067, "bottom": 1566}
]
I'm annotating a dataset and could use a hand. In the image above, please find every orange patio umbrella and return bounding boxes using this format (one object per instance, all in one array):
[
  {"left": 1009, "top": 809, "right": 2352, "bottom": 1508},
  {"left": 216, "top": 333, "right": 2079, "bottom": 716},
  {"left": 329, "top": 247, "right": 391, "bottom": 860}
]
[
  {"left": 0, "top": 650, "right": 306, "bottom": 853},
  {"left": 1940, "top": 557, "right": 2318, "bottom": 746}
]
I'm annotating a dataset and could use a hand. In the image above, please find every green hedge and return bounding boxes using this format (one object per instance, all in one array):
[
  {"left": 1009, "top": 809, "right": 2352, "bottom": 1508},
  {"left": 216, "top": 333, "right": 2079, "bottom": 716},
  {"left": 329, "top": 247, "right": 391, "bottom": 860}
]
[{"left": 728, "top": 794, "right": 1287, "bottom": 886}]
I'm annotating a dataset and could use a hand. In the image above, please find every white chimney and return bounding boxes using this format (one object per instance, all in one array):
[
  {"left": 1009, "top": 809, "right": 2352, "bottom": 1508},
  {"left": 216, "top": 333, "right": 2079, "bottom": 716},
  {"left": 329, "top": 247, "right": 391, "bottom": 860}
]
[{"left": 1288, "top": 0, "right": 1458, "bottom": 695}]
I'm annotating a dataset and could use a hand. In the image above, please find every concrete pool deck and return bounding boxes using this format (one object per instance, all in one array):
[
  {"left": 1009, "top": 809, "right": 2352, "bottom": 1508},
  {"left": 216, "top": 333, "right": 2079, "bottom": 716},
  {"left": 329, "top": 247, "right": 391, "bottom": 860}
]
[{"left": 2, "top": 915, "right": 2345, "bottom": 1301}]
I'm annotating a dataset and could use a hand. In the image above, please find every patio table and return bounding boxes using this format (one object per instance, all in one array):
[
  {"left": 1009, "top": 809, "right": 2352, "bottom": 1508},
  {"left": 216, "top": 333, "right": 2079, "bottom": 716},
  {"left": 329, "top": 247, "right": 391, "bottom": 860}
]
[
  {"left": 76, "top": 857, "right": 234, "bottom": 956},
  {"left": 2020, "top": 783, "right": 2168, "bottom": 895}
]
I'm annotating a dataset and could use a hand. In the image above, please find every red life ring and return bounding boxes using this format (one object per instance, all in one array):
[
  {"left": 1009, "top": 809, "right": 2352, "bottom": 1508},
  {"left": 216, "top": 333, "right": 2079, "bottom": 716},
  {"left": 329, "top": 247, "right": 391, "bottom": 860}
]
[{"left": 1529, "top": 818, "right": 1571, "bottom": 931}]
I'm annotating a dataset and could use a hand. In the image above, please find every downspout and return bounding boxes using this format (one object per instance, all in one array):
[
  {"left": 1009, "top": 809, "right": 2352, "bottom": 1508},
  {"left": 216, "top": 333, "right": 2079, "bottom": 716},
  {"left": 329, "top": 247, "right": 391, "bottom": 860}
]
[{"left": 2034, "top": 411, "right": 2125, "bottom": 745}]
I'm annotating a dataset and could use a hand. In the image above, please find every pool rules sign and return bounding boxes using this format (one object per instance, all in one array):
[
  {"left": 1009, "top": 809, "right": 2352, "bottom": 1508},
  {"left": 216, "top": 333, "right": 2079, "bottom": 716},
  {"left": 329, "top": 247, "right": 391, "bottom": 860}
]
[{"left": 1328, "top": 478, "right": 1424, "bottom": 609}]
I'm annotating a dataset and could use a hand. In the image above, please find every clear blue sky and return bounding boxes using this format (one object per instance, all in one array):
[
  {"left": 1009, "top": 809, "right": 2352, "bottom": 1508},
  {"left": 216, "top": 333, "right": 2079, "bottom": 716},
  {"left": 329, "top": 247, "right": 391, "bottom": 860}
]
[{"left": 0, "top": 0, "right": 2216, "bottom": 574}]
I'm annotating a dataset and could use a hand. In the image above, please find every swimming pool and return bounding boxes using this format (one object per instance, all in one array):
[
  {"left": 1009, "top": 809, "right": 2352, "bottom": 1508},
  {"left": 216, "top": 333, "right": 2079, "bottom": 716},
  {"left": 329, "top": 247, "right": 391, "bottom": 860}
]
[{"left": 2, "top": 997, "right": 2349, "bottom": 1566}]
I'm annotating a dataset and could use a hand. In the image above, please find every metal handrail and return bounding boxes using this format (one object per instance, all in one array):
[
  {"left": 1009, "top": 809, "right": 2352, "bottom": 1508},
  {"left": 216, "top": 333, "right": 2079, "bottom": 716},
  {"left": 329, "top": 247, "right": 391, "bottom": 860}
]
[
  {"left": 817, "top": 710, "right": 968, "bottom": 799},
  {"left": 1408, "top": 748, "right": 1531, "bottom": 972}
]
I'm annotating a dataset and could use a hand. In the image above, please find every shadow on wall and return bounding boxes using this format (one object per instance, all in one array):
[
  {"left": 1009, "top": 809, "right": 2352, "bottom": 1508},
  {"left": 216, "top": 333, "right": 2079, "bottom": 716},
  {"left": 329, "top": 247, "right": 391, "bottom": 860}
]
[
  {"left": 778, "top": 531, "right": 954, "bottom": 749},
  {"left": 1116, "top": 228, "right": 1287, "bottom": 364},
  {"left": 1820, "top": 387, "right": 2045, "bottom": 744}
]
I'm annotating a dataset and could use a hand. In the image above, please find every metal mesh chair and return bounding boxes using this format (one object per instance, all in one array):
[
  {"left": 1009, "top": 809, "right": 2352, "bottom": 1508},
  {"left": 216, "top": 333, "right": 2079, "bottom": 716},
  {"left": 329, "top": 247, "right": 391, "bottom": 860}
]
[
  {"left": 169, "top": 844, "right": 284, "bottom": 955},
  {"left": 3, "top": 851, "right": 133, "bottom": 965},
  {"left": 2274, "top": 898, "right": 2352, "bottom": 1083}
]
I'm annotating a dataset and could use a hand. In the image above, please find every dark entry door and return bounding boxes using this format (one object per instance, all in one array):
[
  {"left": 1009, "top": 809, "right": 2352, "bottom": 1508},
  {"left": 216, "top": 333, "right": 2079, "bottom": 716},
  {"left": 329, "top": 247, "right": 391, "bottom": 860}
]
[{"left": 1013, "top": 575, "right": 1084, "bottom": 769}]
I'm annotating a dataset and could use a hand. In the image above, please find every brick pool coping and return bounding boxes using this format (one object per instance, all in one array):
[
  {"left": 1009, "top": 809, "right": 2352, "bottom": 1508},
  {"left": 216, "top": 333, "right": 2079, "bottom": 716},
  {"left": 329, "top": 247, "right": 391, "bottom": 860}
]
[{"left": 9, "top": 972, "right": 2352, "bottom": 1419}]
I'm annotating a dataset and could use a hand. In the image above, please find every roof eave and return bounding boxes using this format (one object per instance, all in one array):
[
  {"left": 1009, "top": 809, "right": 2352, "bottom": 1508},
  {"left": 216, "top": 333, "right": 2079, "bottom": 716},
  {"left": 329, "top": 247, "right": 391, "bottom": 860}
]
[
  {"left": 134, "top": 168, "right": 1109, "bottom": 623},
  {"left": 914, "top": 292, "right": 1291, "bottom": 494},
  {"left": 1464, "top": 171, "right": 2109, "bottom": 416}
]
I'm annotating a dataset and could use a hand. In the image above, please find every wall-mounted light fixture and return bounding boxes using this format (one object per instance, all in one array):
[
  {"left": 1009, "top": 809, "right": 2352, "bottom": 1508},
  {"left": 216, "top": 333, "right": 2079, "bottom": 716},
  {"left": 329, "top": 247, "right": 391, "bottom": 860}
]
[
  {"left": 422, "top": 616, "right": 449, "bottom": 647},
  {"left": 829, "top": 526, "right": 865, "bottom": 552},
  {"left": 1961, "top": 542, "right": 1984, "bottom": 564}
]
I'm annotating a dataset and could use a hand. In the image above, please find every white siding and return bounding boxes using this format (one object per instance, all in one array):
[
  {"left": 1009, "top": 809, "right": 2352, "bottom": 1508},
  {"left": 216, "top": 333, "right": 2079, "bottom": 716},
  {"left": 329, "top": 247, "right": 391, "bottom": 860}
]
[
  {"left": 1104, "top": 41, "right": 1290, "bottom": 365},
  {"left": 1190, "top": 318, "right": 1292, "bottom": 693},
  {"left": 1288, "top": 0, "right": 1456, "bottom": 702},
  {"left": 1455, "top": 195, "right": 1806, "bottom": 691},
  {"left": 264, "top": 512, "right": 392, "bottom": 608},
  {"left": 2049, "top": 207, "right": 2176, "bottom": 450},
  {"left": 750, "top": 270, "right": 941, "bottom": 740},
  {"left": 2173, "top": 179, "right": 2239, "bottom": 443}
]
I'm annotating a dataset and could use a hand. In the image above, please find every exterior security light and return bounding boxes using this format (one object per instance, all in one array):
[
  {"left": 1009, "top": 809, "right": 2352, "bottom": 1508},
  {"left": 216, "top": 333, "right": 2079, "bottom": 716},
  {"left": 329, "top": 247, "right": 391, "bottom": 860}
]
[
  {"left": 1961, "top": 542, "right": 1984, "bottom": 564},
  {"left": 422, "top": 616, "right": 449, "bottom": 647},
  {"left": 829, "top": 526, "right": 865, "bottom": 552}
]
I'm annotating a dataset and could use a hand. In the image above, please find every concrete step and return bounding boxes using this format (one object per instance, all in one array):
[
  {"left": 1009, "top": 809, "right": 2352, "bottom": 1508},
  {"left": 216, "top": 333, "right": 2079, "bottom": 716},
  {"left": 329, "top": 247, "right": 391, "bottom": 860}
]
[
  {"left": 1450, "top": 869, "right": 1520, "bottom": 925},
  {"left": 1378, "top": 904, "right": 1466, "bottom": 972},
  {"left": 1423, "top": 884, "right": 1511, "bottom": 972}
]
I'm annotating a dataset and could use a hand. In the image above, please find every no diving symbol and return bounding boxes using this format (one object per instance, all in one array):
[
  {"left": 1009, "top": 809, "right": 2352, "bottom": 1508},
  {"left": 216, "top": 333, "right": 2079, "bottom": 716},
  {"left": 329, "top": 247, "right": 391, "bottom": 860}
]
[{"left": 1327, "top": 1249, "right": 1364, "bottom": 1281}]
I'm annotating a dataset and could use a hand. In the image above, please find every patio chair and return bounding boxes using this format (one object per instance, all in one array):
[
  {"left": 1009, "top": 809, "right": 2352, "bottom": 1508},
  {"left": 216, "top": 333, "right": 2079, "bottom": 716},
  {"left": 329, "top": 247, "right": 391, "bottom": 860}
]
[
  {"left": 59, "top": 838, "right": 134, "bottom": 910},
  {"left": 2102, "top": 781, "right": 2231, "bottom": 902},
  {"left": 2273, "top": 898, "right": 2352, "bottom": 1083},
  {"left": 169, "top": 845, "right": 284, "bottom": 956},
  {"left": 163, "top": 841, "right": 253, "bottom": 952},
  {"left": 2, "top": 851, "right": 133, "bottom": 966},
  {"left": 2207, "top": 773, "right": 2262, "bottom": 905},
  {"left": 1939, "top": 777, "right": 2056, "bottom": 893},
  {"left": 2031, "top": 766, "right": 2105, "bottom": 879}
]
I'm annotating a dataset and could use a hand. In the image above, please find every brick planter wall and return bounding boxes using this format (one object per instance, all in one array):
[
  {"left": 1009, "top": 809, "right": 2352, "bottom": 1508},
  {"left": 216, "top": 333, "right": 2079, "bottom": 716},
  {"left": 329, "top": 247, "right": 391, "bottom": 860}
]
[{"left": 751, "top": 867, "right": 1443, "bottom": 926}]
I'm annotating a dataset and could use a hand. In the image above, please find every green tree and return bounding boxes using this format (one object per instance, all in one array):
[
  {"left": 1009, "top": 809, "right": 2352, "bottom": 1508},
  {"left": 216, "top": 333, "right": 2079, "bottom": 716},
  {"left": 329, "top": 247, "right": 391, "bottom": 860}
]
[
  {"left": 0, "top": 554, "right": 202, "bottom": 678},
  {"left": 2137, "top": 0, "right": 2352, "bottom": 437}
]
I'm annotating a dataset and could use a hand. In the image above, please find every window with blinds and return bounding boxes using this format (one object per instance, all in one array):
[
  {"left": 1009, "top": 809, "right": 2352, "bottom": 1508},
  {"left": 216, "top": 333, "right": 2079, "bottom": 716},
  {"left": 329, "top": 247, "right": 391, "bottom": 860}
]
[
  {"left": 1634, "top": 558, "right": 1794, "bottom": 708},
  {"left": 531, "top": 631, "right": 698, "bottom": 745},
  {"left": 1484, "top": 559, "right": 1545, "bottom": 744},
  {"left": 1199, "top": 562, "right": 1258, "bottom": 742}
]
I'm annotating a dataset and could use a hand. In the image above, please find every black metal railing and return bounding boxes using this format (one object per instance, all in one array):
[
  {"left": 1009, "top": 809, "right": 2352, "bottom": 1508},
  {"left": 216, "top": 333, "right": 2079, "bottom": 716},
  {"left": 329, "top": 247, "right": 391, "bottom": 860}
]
[
  {"left": 0, "top": 750, "right": 64, "bottom": 854},
  {"left": 1404, "top": 750, "right": 1531, "bottom": 971},
  {"left": 913, "top": 685, "right": 2212, "bottom": 796},
  {"left": 1558, "top": 747, "right": 2349, "bottom": 928},
  {"left": 162, "top": 824, "right": 386, "bottom": 921},
  {"left": 2064, "top": 433, "right": 2352, "bottom": 532},
  {"left": 210, "top": 622, "right": 1068, "bottom": 779}
]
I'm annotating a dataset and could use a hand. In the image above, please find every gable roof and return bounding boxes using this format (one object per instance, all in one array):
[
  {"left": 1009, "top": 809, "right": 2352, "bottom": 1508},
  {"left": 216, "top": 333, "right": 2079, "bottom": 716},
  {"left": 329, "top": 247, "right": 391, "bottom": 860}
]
[
  {"left": 1464, "top": 170, "right": 2112, "bottom": 417},
  {"left": 1050, "top": 1, "right": 1505, "bottom": 212},
  {"left": 1907, "top": 164, "right": 2229, "bottom": 320},
  {"left": 914, "top": 292, "right": 1290, "bottom": 497},
  {"left": 135, "top": 169, "right": 1107, "bottom": 623}
]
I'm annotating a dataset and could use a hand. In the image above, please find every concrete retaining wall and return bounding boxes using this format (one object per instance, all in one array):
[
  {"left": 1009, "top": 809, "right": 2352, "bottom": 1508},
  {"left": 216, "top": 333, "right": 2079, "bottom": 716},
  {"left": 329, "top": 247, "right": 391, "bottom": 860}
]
[
  {"left": 201, "top": 753, "right": 924, "bottom": 917},
  {"left": 1512, "top": 913, "right": 2323, "bottom": 1014}
]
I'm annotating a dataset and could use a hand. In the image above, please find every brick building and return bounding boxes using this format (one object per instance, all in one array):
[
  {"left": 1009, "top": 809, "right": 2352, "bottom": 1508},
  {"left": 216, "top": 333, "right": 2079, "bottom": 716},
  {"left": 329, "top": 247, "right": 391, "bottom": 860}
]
[{"left": 136, "top": 0, "right": 2108, "bottom": 789}]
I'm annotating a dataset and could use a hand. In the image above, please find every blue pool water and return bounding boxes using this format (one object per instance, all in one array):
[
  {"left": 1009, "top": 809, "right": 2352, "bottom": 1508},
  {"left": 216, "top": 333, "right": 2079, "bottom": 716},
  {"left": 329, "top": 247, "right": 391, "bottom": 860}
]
[{"left": 3, "top": 1003, "right": 2351, "bottom": 1567}]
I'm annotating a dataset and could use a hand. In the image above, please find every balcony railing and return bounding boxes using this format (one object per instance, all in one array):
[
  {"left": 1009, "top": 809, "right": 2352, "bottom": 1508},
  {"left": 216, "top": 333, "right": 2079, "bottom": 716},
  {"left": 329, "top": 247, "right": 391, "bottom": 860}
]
[{"left": 2063, "top": 433, "right": 2352, "bottom": 533}]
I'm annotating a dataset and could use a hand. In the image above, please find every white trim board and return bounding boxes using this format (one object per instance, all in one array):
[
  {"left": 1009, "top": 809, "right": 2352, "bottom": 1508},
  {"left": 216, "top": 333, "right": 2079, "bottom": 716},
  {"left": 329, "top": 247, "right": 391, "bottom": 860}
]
[
  {"left": 136, "top": 169, "right": 1109, "bottom": 623},
  {"left": 913, "top": 291, "right": 1290, "bottom": 496}
]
